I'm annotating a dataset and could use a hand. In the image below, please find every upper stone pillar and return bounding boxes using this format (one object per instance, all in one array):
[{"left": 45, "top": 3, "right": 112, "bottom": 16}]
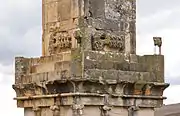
[{"left": 42, "top": 0, "right": 136, "bottom": 56}]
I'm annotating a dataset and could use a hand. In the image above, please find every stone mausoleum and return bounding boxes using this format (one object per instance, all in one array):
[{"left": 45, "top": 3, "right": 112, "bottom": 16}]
[{"left": 13, "top": 0, "right": 169, "bottom": 116}]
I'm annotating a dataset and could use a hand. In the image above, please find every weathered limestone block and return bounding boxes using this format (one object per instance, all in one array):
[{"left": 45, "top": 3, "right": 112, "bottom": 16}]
[
  {"left": 138, "top": 55, "right": 164, "bottom": 82},
  {"left": 15, "top": 57, "right": 30, "bottom": 84}
]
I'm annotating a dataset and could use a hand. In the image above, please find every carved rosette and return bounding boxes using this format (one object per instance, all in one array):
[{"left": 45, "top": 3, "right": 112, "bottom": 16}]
[{"left": 92, "top": 33, "right": 125, "bottom": 52}]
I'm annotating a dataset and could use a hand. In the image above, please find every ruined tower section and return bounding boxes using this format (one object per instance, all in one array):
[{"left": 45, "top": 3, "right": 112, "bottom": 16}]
[
  {"left": 13, "top": 0, "right": 169, "bottom": 116},
  {"left": 42, "top": 0, "right": 136, "bottom": 56}
]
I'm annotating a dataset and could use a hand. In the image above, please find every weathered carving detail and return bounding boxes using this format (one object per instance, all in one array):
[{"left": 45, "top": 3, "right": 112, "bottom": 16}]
[
  {"left": 50, "top": 105, "right": 60, "bottom": 116},
  {"left": 47, "top": 23, "right": 84, "bottom": 54},
  {"left": 101, "top": 105, "right": 112, "bottom": 116},
  {"left": 47, "top": 22, "right": 73, "bottom": 54},
  {"left": 92, "top": 33, "right": 125, "bottom": 52},
  {"left": 33, "top": 107, "right": 41, "bottom": 116},
  {"left": 72, "top": 104, "right": 84, "bottom": 116},
  {"left": 74, "top": 30, "right": 83, "bottom": 45},
  {"left": 48, "top": 31, "right": 72, "bottom": 54},
  {"left": 128, "top": 106, "right": 140, "bottom": 116}
]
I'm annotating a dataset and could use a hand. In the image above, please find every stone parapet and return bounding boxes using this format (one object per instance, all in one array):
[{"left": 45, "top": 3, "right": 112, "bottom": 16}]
[
  {"left": 14, "top": 50, "right": 165, "bottom": 84},
  {"left": 13, "top": 50, "right": 168, "bottom": 115}
]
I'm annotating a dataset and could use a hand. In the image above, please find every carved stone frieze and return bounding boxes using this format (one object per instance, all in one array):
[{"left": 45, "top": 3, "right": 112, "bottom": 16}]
[
  {"left": 48, "top": 31, "right": 72, "bottom": 54},
  {"left": 46, "top": 22, "right": 72, "bottom": 55},
  {"left": 74, "top": 30, "right": 83, "bottom": 45},
  {"left": 92, "top": 33, "right": 125, "bottom": 52},
  {"left": 47, "top": 22, "right": 84, "bottom": 55}
]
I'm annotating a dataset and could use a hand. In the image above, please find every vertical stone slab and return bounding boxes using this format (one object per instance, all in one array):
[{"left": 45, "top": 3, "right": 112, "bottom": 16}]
[
  {"left": 71, "top": 0, "right": 79, "bottom": 18},
  {"left": 83, "top": 106, "right": 101, "bottom": 116},
  {"left": 108, "top": 107, "right": 128, "bottom": 116},
  {"left": 46, "top": 2, "right": 58, "bottom": 23},
  {"left": 24, "top": 108, "right": 35, "bottom": 116},
  {"left": 41, "top": 108, "right": 53, "bottom": 116},
  {"left": 130, "top": 0, "right": 136, "bottom": 54},
  {"left": 58, "top": 0, "right": 71, "bottom": 21},
  {"left": 42, "top": 0, "right": 59, "bottom": 56},
  {"left": 136, "top": 109, "right": 154, "bottom": 116},
  {"left": 42, "top": 0, "right": 45, "bottom": 55}
]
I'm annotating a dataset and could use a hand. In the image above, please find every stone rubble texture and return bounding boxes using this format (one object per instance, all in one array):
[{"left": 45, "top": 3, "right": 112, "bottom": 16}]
[{"left": 13, "top": 0, "right": 169, "bottom": 116}]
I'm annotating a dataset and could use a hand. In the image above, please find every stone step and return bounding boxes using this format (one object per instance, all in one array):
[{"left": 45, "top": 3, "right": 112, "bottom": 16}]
[{"left": 84, "top": 59, "right": 148, "bottom": 72}]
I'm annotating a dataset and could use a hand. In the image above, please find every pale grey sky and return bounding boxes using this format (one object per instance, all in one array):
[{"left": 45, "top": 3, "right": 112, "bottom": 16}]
[{"left": 0, "top": 0, "right": 180, "bottom": 115}]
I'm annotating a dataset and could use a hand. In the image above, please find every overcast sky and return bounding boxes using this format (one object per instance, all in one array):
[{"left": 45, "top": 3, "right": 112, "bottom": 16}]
[{"left": 0, "top": 0, "right": 180, "bottom": 115}]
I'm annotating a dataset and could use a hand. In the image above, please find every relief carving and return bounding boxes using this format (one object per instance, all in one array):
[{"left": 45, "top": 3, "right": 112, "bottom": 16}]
[
  {"left": 47, "top": 22, "right": 83, "bottom": 55},
  {"left": 74, "top": 30, "right": 83, "bottom": 45},
  {"left": 48, "top": 23, "right": 72, "bottom": 55},
  {"left": 72, "top": 104, "right": 84, "bottom": 116},
  {"left": 49, "top": 31, "right": 72, "bottom": 54},
  {"left": 92, "top": 33, "right": 125, "bottom": 52}
]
